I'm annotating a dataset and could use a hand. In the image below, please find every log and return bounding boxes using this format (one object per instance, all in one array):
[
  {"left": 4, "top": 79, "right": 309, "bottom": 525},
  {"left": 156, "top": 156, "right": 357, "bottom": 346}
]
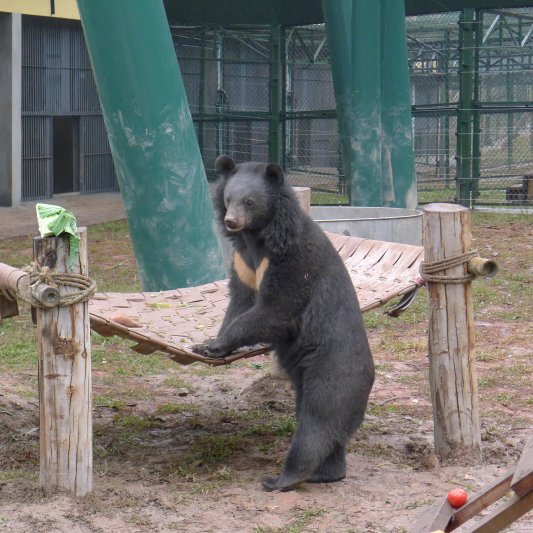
[
  {"left": 423, "top": 203, "right": 481, "bottom": 460},
  {"left": 0, "top": 263, "right": 28, "bottom": 320},
  {"left": 34, "top": 227, "right": 92, "bottom": 497}
]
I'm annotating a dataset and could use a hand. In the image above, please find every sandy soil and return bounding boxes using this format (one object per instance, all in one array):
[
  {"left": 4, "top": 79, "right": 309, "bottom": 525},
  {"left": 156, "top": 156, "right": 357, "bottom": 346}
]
[{"left": 0, "top": 214, "right": 531, "bottom": 532}]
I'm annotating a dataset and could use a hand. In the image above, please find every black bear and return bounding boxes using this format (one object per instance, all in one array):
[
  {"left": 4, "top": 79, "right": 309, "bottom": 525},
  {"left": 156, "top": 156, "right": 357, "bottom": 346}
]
[{"left": 195, "top": 155, "right": 375, "bottom": 491}]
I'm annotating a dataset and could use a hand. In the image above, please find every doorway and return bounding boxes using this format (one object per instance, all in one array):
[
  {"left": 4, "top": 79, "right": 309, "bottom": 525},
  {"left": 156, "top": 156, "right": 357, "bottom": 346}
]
[{"left": 53, "top": 116, "right": 80, "bottom": 194}]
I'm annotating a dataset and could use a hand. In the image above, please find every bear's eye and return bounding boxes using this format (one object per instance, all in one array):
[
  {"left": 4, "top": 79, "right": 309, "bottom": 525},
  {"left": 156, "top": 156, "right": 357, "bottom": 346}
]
[{"left": 245, "top": 199, "right": 254, "bottom": 206}]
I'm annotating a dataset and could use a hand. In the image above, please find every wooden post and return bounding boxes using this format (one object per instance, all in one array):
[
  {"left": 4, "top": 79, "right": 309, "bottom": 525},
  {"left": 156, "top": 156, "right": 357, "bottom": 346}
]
[
  {"left": 293, "top": 186, "right": 311, "bottom": 214},
  {"left": 34, "top": 227, "right": 92, "bottom": 497},
  {"left": 423, "top": 203, "right": 481, "bottom": 460}
]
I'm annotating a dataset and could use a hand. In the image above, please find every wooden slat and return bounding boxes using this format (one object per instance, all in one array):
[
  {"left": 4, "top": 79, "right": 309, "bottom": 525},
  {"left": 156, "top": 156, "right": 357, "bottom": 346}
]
[
  {"left": 447, "top": 467, "right": 515, "bottom": 531},
  {"left": 468, "top": 490, "right": 533, "bottom": 533},
  {"left": 410, "top": 496, "right": 454, "bottom": 533},
  {"left": 511, "top": 435, "right": 533, "bottom": 497}
]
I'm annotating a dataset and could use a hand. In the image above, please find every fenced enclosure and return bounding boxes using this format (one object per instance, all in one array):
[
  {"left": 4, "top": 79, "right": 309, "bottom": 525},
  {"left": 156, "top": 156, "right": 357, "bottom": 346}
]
[
  {"left": 409, "top": 8, "right": 533, "bottom": 207},
  {"left": 172, "top": 7, "right": 533, "bottom": 207},
  {"left": 19, "top": 9, "right": 533, "bottom": 206}
]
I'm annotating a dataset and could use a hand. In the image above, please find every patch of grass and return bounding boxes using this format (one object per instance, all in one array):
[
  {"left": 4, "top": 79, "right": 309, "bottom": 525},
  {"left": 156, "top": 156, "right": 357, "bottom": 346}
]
[
  {"left": 163, "top": 375, "right": 195, "bottom": 391},
  {"left": 93, "top": 394, "right": 126, "bottom": 410},
  {"left": 91, "top": 333, "right": 175, "bottom": 377},
  {"left": 0, "top": 235, "right": 33, "bottom": 267},
  {"left": 88, "top": 221, "right": 141, "bottom": 293},
  {"left": 255, "top": 508, "right": 326, "bottom": 533},
  {"left": 0, "top": 315, "right": 37, "bottom": 371},
  {"left": 367, "top": 403, "right": 405, "bottom": 417},
  {"left": 397, "top": 374, "right": 423, "bottom": 385},
  {"left": 476, "top": 349, "right": 504, "bottom": 363},
  {"left": 507, "top": 364, "right": 531, "bottom": 376},
  {"left": 0, "top": 469, "right": 37, "bottom": 482},
  {"left": 185, "top": 411, "right": 295, "bottom": 465},
  {"left": 113, "top": 413, "right": 153, "bottom": 429},
  {"left": 155, "top": 402, "right": 200, "bottom": 415},
  {"left": 287, "top": 508, "right": 326, "bottom": 533},
  {"left": 478, "top": 376, "right": 497, "bottom": 388},
  {"left": 270, "top": 416, "right": 296, "bottom": 437},
  {"left": 191, "top": 433, "right": 247, "bottom": 463},
  {"left": 126, "top": 515, "right": 153, "bottom": 527},
  {"left": 494, "top": 392, "right": 514, "bottom": 404}
]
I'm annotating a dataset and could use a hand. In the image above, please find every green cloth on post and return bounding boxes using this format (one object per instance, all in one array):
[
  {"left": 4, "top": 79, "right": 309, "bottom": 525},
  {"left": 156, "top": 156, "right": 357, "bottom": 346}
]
[{"left": 36, "top": 204, "right": 79, "bottom": 270}]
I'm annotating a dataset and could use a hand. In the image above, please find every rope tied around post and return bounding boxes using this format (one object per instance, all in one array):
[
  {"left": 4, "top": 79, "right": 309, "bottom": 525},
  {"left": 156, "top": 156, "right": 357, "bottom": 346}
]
[
  {"left": 19, "top": 262, "right": 96, "bottom": 308},
  {"left": 420, "top": 250, "right": 479, "bottom": 284}
]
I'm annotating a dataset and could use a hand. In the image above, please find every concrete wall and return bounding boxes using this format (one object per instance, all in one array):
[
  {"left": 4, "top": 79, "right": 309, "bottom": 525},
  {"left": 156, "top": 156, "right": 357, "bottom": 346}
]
[{"left": 0, "top": 12, "right": 22, "bottom": 206}]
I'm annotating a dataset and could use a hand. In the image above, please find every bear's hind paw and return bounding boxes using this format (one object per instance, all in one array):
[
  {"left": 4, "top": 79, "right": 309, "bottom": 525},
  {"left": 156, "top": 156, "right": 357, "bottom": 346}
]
[{"left": 260, "top": 475, "right": 303, "bottom": 492}]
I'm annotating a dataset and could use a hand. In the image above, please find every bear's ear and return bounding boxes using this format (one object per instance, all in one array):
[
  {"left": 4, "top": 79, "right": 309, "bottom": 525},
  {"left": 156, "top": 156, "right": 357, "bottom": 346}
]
[
  {"left": 215, "top": 155, "right": 236, "bottom": 177},
  {"left": 265, "top": 163, "right": 284, "bottom": 186}
]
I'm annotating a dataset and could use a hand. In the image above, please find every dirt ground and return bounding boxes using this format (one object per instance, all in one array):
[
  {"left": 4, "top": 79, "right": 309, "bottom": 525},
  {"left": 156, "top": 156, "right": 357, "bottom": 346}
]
[{"left": 0, "top": 212, "right": 531, "bottom": 532}]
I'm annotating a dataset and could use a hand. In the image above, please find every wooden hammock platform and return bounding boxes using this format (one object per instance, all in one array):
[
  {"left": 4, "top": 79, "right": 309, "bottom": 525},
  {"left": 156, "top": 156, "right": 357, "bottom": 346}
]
[{"left": 88, "top": 232, "right": 425, "bottom": 365}]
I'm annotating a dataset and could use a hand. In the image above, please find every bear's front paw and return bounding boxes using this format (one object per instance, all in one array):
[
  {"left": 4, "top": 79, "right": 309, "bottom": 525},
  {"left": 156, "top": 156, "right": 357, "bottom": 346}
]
[
  {"left": 204, "top": 339, "right": 232, "bottom": 359},
  {"left": 191, "top": 342, "right": 210, "bottom": 355}
]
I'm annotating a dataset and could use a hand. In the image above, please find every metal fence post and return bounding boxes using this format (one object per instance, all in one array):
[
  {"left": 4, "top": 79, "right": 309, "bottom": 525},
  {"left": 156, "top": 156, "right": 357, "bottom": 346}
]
[
  {"left": 456, "top": 8, "right": 475, "bottom": 207},
  {"left": 268, "top": 25, "right": 282, "bottom": 164}
]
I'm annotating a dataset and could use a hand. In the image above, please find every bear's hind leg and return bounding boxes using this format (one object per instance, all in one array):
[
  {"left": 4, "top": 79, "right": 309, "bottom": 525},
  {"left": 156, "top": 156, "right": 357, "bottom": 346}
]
[
  {"left": 261, "top": 416, "right": 336, "bottom": 491},
  {"left": 308, "top": 444, "right": 346, "bottom": 483}
]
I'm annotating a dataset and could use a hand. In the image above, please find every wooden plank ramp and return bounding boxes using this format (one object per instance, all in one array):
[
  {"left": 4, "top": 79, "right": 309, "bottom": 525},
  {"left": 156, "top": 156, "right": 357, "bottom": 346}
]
[{"left": 411, "top": 435, "right": 533, "bottom": 533}]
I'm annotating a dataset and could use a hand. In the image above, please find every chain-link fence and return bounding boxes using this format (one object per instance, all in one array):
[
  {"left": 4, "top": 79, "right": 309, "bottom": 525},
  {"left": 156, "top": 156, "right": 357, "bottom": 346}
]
[
  {"left": 172, "top": 7, "right": 533, "bottom": 207},
  {"left": 171, "top": 25, "right": 343, "bottom": 204},
  {"left": 410, "top": 8, "right": 533, "bottom": 206}
]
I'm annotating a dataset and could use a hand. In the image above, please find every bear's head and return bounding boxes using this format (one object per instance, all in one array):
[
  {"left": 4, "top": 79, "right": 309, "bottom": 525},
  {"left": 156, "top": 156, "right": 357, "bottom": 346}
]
[
  {"left": 213, "top": 155, "right": 301, "bottom": 254},
  {"left": 214, "top": 155, "right": 285, "bottom": 234}
]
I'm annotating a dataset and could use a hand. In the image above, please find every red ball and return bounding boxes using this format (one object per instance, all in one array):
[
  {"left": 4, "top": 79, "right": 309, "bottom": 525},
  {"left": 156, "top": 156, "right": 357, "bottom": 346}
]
[{"left": 447, "top": 488, "right": 468, "bottom": 508}]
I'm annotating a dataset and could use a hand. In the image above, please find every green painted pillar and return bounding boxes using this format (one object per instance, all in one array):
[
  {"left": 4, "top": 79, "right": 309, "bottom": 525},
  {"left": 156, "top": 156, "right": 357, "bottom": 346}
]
[
  {"left": 351, "top": 0, "right": 382, "bottom": 207},
  {"left": 322, "top": 0, "right": 352, "bottom": 197},
  {"left": 76, "top": 0, "right": 226, "bottom": 290},
  {"left": 380, "top": 0, "right": 417, "bottom": 209},
  {"left": 326, "top": 0, "right": 417, "bottom": 208}
]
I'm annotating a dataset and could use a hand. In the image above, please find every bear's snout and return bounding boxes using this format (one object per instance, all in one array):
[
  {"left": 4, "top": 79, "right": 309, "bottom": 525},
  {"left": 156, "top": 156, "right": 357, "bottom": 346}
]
[{"left": 224, "top": 217, "right": 243, "bottom": 232}]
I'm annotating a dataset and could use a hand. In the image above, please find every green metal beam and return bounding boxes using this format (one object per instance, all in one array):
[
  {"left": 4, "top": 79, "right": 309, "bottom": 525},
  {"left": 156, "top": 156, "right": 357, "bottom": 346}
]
[
  {"left": 456, "top": 8, "right": 476, "bottom": 207},
  {"left": 472, "top": 9, "right": 482, "bottom": 200},
  {"left": 76, "top": 0, "right": 226, "bottom": 290},
  {"left": 161, "top": 1, "right": 533, "bottom": 26},
  {"left": 268, "top": 25, "right": 282, "bottom": 164}
]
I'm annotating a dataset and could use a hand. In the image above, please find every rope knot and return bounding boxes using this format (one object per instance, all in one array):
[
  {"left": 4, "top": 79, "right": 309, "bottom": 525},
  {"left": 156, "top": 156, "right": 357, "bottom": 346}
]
[
  {"left": 19, "top": 262, "right": 96, "bottom": 308},
  {"left": 420, "top": 250, "right": 479, "bottom": 284}
]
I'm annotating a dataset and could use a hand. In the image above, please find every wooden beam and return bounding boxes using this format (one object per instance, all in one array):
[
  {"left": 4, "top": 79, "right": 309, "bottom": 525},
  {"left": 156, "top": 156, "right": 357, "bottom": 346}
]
[
  {"left": 448, "top": 467, "right": 515, "bottom": 530},
  {"left": 511, "top": 435, "right": 533, "bottom": 497},
  {"left": 468, "top": 490, "right": 533, "bottom": 533},
  {"left": 410, "top": 496, "right": 454, "bottom": 533}
]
